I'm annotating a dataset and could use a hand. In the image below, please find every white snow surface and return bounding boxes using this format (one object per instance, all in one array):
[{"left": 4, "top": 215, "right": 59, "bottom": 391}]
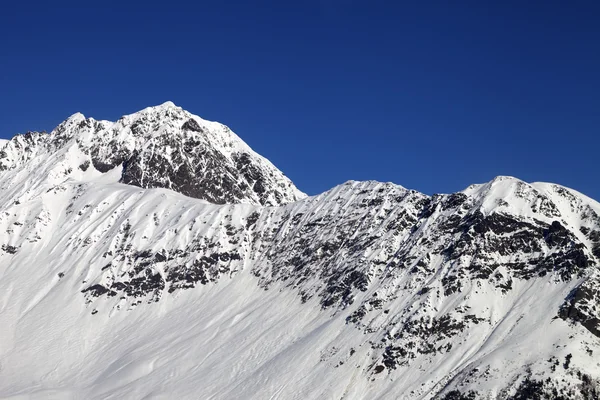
[{"left": 0, "top": 107, "right": 600, "bottom": 399}]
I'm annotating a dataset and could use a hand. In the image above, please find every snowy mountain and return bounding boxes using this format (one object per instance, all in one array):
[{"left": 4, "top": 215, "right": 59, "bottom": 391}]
[
  {"left": 0, "top": 104, "right": 599, "bottom": 399},
  {"left": 0, "top": 102, "right": 304, "bottom": 207}
]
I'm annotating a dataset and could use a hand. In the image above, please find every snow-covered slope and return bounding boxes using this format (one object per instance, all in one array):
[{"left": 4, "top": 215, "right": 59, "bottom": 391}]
[{"left": 0, "top": 106, "right": 599, "bottom": 399}]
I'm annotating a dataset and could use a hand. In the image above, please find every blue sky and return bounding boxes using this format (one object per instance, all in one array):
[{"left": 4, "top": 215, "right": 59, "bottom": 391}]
[{"left": 1, "top": 1, "right": 599, "bottom": 199}]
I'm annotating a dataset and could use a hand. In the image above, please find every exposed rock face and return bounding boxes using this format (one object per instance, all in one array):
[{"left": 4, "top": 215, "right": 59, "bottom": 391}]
[
  {"left": 0, "top": 106, "right": 599, "bottom": 399},
  {"left": 559, "top": 273, "right": 600, "bottom": 338}
]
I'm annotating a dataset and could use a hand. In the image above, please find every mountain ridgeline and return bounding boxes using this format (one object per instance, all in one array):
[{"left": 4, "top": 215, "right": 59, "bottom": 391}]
[{"left": 0, "top": 103, "right": 599, "bottom": 399}]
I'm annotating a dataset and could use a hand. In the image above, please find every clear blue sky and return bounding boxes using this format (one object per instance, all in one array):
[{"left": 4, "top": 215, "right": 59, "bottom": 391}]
[{"left": 1, "top": 1, "right": 599, "bottom": 199}]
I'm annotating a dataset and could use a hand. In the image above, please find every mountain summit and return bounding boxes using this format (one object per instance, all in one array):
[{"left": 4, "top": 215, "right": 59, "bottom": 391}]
[
  {"left": 0, "top": 102, "right": 305, "bottom": 206},
  {"left": 0, "top": 105, "right": 599, "bottom": 399}
]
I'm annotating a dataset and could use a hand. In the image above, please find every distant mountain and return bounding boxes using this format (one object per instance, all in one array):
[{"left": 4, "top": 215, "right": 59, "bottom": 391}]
[{"left": 0, "top": 104, "right": 598, "bottom": 399}]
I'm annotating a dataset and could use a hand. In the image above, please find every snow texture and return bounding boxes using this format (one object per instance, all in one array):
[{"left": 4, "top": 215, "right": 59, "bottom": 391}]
[{"left": 0, "top": 104, "right": 599, "bottom": 399}]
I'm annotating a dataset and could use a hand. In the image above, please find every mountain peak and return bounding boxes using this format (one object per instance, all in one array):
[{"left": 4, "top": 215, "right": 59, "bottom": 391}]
[
  {"left": 135, "top": 101, "right": 182, "bottom": 116},
  {"left": 66, "top": 111, "right": 86, "bottom": 121},
  {"left": 1, "top": 104, "right": 306, "bottom": 206},
  {"left": 158, "top": 100, "right": 177, "bottom": 108}
]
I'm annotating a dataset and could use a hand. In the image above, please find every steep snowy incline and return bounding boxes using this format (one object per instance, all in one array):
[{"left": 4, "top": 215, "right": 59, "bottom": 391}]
[
  {"left": 1, "top": 105, "right": 600, "bottom": 399},
  {"left": 1, "top": 172, "right": 599, "bottom": 398},
  {"left": 0, "top": 102, "right": 305, "bottom": 206}
]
